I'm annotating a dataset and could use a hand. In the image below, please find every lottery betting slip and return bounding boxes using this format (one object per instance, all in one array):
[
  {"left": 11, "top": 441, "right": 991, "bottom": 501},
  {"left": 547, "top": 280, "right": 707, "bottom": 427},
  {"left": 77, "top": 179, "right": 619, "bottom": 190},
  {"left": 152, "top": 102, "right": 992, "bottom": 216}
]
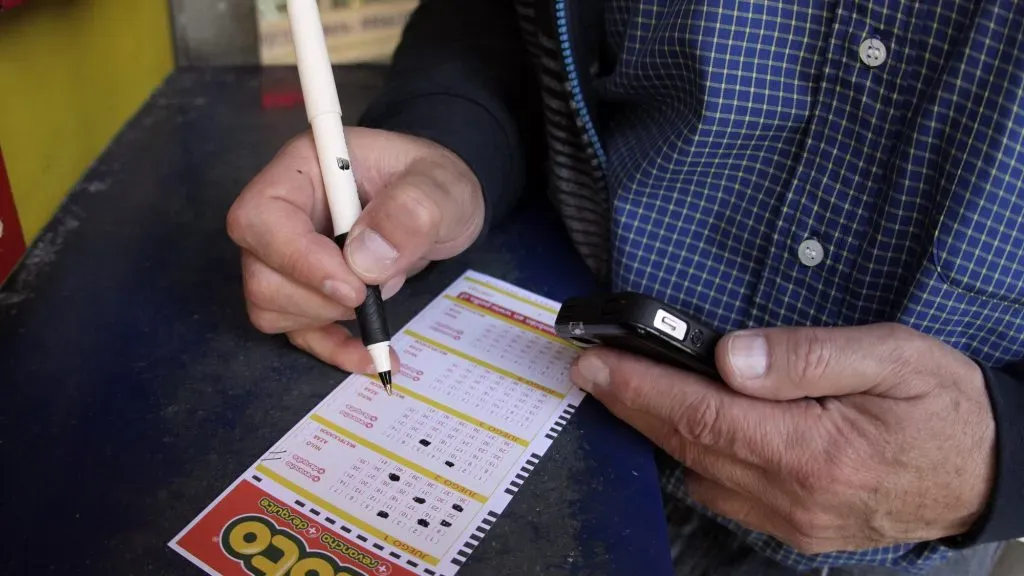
[{"left": 170, "top": 270, "right": 586, "bottom": 576}]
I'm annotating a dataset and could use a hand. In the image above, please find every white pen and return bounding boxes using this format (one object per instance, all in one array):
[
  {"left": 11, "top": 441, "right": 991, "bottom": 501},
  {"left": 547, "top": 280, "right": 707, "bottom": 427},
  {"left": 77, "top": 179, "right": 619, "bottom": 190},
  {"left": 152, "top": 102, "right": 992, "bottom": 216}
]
[{"left": 287, "top": 0, "right": 393, "bottom": 395}]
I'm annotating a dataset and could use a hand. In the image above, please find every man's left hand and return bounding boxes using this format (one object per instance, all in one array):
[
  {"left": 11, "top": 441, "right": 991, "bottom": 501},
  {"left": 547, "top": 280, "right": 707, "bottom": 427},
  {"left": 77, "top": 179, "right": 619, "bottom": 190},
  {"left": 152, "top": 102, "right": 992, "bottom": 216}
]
[{"left": 569, "top": 323, "right": 996, "bottom": 553}]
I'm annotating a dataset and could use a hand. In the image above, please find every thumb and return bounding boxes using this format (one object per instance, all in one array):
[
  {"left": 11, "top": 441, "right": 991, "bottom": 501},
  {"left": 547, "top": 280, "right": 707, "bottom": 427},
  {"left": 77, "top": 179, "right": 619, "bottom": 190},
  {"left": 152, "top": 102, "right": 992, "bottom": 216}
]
[
  {"left": 715, "top": 323, "right": 932, "bottom": 401},
  {"left": 343, "top": 157, "right": 483, "bottom": 286}
]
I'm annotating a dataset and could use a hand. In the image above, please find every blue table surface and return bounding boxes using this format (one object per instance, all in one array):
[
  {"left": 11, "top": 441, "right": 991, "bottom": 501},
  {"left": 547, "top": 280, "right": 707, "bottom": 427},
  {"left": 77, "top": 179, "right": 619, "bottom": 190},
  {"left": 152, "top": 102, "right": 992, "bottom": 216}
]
[{"left": 0, "top": 67, "right": 672, "bottom": 575}]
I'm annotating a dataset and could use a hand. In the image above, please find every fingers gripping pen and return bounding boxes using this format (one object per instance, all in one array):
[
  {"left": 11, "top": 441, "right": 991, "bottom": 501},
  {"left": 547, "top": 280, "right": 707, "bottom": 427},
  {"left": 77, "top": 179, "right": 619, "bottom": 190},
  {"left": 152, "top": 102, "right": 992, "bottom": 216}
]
[{"left": 287, "top": 0, "right": 393, "bottom": 395}]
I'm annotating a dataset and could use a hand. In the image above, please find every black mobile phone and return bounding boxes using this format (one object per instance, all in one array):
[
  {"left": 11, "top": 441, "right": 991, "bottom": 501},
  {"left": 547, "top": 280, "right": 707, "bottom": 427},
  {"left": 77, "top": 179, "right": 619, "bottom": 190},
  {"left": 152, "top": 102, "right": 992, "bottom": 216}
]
[{"left": 554, "top": 292, "right": 723, "bottom": 379}]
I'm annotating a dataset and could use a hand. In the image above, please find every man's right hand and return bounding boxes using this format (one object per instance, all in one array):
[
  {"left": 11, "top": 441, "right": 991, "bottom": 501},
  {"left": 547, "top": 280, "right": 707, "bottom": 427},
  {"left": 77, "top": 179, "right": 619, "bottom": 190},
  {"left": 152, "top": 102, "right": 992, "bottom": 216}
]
[{"left": 226, "top": 127, "right": 484, "bottom": 374}]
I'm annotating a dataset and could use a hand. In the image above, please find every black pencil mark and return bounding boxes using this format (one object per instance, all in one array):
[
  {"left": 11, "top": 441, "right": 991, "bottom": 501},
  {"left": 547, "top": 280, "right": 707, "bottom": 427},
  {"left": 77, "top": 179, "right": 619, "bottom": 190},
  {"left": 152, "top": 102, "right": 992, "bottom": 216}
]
[
  {"left": 377, "top": 510, "right": 389, "bottom": 519},
  {"left": 419, "top": 439, "right": 432, "bottom": 447},
  {"left": 444, "top": 460, "right": 455, "bottom": 468},
  {"left": 441, "top": 520, "right": 452, "bottom": 528},
  {"left": 413, "top": 497, "right": 426, "bottom": 504},
  {"left": 388, "top": 473, "right": 400, "bottom": 482},
  {"left": 452, "top": 504, "right": 464, "bottom": 512},
  {"left": 417, "top": 519, "right": 430, "bottom": 528}
]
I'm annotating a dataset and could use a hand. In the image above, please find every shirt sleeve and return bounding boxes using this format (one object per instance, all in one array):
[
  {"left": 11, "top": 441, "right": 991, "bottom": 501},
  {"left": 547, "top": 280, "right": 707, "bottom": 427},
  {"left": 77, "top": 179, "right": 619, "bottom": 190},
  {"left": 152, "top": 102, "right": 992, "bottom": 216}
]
[
  {"left": 356, "top": 0, "right": 535, "bottom": 236},
  {"left": 941, "top": 360, "right": 1024, "bottom": 547}
]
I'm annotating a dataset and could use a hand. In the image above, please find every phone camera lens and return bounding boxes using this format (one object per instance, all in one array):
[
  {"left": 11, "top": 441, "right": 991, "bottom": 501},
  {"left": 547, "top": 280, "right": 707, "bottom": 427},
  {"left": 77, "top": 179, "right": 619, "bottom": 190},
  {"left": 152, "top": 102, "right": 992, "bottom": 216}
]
[{"left": 690, "top": 330, "right": 704, "bottom": 347}]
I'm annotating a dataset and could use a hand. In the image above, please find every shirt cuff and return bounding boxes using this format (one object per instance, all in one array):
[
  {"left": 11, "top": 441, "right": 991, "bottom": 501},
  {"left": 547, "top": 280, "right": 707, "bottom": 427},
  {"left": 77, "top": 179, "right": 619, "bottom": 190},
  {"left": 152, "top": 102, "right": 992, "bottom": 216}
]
[
  {"left": 358, "top": 92, "right": 521, "bottom": 237},
  {"left": 941, "top": 361, "right": 1024, "bottom": 547}
]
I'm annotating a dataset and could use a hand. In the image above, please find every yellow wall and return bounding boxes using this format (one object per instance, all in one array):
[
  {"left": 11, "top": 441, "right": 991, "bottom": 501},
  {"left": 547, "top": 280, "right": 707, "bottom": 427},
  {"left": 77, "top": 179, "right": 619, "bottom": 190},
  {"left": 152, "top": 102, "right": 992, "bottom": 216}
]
[{"left": 0, "top": 0, "right": 174, "bottom": 243}]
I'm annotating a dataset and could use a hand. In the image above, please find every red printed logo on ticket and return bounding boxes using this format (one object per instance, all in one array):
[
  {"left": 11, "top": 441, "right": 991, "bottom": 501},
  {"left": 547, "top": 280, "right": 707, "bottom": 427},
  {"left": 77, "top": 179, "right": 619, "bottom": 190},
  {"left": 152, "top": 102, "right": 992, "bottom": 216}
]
[{"left": 173, "top": 480, "right": 414, "bottom": 576}]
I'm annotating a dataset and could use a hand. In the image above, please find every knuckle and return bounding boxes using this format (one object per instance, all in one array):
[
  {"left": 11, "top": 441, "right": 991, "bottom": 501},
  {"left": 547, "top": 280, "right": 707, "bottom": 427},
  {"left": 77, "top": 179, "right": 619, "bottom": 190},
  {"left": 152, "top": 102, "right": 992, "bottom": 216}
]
[
  {"left": 878, "top": 324, "right": 922, "bottom": 372},
  {"left": 785, "top": 507, "right": 831, "bottom": 554},
  {"left": 789, "top": 330, "right": 833, "bottom": 383},
  {"left": 279, "top": 239, "right": 316, "bottom": 285},
  {"left": 394, "top": 184, "right": 443, "bottom": 238},
  {"left": 286, "top": 330, "right": 313, "bottom": 355},
  {"left": 674, "top": 394, "right": 722, "bottom": 446},
  {"left": 242, "top": 261, "right": 276, "bottom": 309},
  {"left": 225, "top": 201, "right": 249, "bottom": 245},
  {"left": 792, "top": 459, "right": 829, "bottom": 497},
  {"left": 248, "top": 307, "right": 281, "bottom": 334},
  {"left": 615, "top": 373, "right": 647, "bottom": 411},
  {"left": 428, "top": 154, "right": 480, "bottom": 206}
]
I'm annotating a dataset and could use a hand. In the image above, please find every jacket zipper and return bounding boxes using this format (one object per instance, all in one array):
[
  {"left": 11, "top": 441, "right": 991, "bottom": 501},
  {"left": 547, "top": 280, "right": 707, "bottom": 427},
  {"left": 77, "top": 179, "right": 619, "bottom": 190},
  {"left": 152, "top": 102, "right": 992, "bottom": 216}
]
[{"left": 554, "top": 0, "right": 607, "bottom": 169}]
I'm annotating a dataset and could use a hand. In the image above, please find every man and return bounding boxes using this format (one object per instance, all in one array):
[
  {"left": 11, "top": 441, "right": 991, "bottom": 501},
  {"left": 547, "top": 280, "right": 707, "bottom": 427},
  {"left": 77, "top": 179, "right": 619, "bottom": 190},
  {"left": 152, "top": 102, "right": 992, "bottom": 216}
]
[{"left": 225, "top": 0, "right": 1024, "bottom": 574}]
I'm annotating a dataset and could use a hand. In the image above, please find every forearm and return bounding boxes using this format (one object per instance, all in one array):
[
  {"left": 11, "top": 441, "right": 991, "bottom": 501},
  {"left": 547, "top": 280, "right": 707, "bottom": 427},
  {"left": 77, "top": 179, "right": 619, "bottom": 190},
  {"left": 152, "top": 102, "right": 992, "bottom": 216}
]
[{"left": 358, "top": 0, "right": 533, "bottom": 235}]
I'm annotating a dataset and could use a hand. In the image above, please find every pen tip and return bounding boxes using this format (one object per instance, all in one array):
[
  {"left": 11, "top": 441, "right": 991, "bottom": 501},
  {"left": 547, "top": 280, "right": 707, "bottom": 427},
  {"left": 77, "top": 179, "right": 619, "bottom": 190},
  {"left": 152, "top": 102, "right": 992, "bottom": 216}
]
[{"left": 378, "top": 370, "right": 393, "bottom": 396}]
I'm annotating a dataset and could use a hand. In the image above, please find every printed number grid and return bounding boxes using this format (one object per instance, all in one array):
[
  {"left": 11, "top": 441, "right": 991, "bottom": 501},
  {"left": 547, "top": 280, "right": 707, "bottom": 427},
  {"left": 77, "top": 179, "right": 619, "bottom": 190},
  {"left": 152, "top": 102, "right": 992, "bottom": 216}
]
[
  {"left": 382, "top": 400, "right": 520, "bottom": 492},
  {"left": 331, "top": 455, "right": 476, "bottom": 552},
  {"left": 318, "top": 375, "right": 524, "bottom": 494},
  {"left": 469, "top": 322, "right": 574, "bottom": 384},
  {"left": 528, "top": 0, "right": 1024, "bottom": 572},
  {"left": 411, "top": 349, "right": 553, "bottom": 431},
  {"left": 425, "top": 297, "right": 576, "bottom": 385}
]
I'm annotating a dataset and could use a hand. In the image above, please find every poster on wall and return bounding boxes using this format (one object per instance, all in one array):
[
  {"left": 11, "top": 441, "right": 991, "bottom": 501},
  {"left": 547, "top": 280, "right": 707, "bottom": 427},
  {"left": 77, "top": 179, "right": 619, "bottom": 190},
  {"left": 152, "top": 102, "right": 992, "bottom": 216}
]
[{"left": 255, "top": 0, "right": 419, "bottom": 65}]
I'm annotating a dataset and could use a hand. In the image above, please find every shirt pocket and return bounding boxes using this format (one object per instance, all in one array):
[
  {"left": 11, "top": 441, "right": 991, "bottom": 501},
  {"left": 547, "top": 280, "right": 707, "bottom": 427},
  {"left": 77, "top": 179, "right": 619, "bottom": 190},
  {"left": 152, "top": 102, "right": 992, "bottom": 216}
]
[
  {"left": 929, "top": 180, "right": 1024, "bottom": 308},
  {"left": 898, "top": 258, "right": 1024, "bottom": 367}
]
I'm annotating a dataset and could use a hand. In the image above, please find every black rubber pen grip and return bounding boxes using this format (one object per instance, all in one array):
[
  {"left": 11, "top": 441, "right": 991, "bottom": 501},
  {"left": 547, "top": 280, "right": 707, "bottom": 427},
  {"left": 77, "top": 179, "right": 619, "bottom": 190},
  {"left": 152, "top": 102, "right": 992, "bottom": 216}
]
[
  {"left": 357, "top": 285, "right": 391, "bottom": 345},
  {"left": 335, "top": 233, "right": 392, "bottom": 346}
]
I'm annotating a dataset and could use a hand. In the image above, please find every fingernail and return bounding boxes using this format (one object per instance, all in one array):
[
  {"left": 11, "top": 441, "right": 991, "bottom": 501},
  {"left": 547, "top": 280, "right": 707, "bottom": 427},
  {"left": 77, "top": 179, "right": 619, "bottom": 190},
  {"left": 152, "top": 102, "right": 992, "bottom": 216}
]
[
  {"left": 348, "top": 229, "right": 398, "bottom": 278},
  {"left": 323, "top": 279, "right": 356, "bottom": 305},
  {"left": 574, "top": 355, "right": 609, "bottom": 391},
  {"left": 728, "top": 333, "right": 768, "bottom": 380}
]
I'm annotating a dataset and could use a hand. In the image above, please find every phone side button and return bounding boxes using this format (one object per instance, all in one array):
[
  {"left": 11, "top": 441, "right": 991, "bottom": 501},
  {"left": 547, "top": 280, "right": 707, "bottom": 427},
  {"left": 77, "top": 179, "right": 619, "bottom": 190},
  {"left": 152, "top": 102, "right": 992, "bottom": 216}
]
[{"left": 653, "top": 309, "right": 688, "bottom": 341}]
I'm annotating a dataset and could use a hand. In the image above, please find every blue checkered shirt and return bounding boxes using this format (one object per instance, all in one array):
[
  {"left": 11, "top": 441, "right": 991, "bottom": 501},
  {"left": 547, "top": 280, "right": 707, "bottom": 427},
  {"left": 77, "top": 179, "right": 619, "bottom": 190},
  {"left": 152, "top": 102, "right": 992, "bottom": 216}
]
[{"left": 585, "top": 0, "right": 1024, "bottom": 573}]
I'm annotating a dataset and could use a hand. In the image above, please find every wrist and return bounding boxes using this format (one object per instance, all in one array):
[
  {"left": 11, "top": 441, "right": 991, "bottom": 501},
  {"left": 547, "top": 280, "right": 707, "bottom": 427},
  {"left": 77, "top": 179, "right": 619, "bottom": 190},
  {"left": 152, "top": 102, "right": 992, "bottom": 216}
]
[
  {"left": 952, "top": 360, "right": 997, "bottom": 534},
  {"left": 940, "top": 359, "right": 1017, "bottom": 547}
]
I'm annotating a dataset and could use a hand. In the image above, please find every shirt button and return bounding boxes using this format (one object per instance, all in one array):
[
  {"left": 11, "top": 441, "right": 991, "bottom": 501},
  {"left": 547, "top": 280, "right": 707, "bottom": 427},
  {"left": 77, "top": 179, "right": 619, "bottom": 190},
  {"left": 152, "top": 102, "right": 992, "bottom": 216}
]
[
  {"left": 798, "top": 238, "right": 825, "bottom": 267},
  {"left": 859, "top": 38, "right": 887, "bottom": 67}
]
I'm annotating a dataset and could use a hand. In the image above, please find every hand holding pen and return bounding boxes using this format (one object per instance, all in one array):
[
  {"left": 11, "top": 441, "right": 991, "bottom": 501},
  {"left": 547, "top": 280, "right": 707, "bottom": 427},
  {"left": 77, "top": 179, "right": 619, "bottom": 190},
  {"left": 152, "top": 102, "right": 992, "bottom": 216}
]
[
  {"left": 225, "top": 2, "right": 486, "bottom": 388},
  {"left": 288, "top": 0, "right": 400, "bottom": 392}
]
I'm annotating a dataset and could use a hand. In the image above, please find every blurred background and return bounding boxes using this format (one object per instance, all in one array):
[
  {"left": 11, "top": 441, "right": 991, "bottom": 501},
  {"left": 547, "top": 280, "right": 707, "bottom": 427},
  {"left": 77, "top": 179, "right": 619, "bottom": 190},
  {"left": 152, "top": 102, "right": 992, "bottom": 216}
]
[{"left": 0, "top": 0, "right": 414, "bottom": 284}]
